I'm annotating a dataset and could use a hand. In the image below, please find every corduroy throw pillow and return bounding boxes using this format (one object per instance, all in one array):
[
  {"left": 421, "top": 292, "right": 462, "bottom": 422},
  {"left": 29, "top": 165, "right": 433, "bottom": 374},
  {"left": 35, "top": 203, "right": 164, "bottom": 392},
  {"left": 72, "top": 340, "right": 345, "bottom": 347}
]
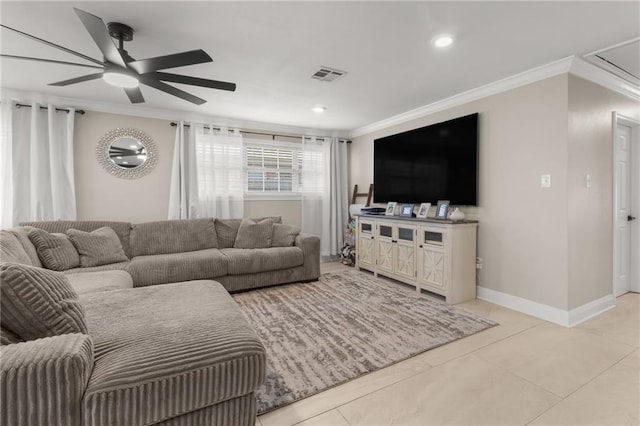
[
  {"left": 28, "top": 229, "right": 80, "bottom": 271},
  {"left": 67, "top": 227, "right": 129, "bottom": 267},
  {"left": 271, "top": 223, "right": 301, "bottom": 247},
  {"left": 234, "top": 218, "right": 274, "bottom": 249},
  {"left": 0, "top": 263, "right": 88, "bottom": 340}
]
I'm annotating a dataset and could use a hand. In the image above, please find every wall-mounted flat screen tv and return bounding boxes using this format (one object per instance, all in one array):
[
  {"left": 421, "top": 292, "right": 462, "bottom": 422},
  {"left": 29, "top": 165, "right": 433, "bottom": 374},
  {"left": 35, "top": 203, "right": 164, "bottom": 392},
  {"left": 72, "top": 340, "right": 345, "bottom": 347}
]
[{"left": 373, "top": 113, "right": 478, "bottom": 206}]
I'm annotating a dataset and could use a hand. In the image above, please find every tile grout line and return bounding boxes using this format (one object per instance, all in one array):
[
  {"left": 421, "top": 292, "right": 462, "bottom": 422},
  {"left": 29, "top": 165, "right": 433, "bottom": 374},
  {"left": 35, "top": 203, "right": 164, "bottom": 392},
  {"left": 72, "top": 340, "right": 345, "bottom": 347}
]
[
  {"left": 337, "top": 407, "right": 352, "bottom": 425},
  {"left": 523, "top": 351, "right": 633, "bottom": 426}
]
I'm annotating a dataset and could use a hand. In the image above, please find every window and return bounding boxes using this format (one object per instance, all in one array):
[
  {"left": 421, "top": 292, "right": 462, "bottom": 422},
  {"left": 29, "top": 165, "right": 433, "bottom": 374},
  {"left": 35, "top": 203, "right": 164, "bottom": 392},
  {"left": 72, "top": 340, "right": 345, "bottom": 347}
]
[{"left": 243, "top": 140, "right": 303, "bottom": 196}]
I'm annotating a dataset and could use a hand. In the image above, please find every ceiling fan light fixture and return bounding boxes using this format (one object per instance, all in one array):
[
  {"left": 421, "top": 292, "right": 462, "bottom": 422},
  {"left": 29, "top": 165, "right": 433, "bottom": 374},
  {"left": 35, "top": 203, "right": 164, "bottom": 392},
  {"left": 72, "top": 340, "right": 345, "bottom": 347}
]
[
  {"left": 103, "top": 69, "right": 139, "bottom": 88},
  {"left": 432, "top": 34, "right": 454, "bottom": 48}
]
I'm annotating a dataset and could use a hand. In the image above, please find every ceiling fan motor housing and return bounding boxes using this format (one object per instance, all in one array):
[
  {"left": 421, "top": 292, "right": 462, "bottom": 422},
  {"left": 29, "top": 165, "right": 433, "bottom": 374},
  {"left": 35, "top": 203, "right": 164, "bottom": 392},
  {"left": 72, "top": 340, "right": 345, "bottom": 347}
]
[{"left": 107, "top": 22, "right": 134, "bottom": 42}]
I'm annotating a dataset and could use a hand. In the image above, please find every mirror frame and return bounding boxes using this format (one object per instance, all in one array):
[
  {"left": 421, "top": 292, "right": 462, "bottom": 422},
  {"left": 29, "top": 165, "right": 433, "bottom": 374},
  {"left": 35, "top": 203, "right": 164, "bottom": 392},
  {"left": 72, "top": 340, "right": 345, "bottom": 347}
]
[{"left": 96, "top": 128, "right": 158, "bottom": 179}]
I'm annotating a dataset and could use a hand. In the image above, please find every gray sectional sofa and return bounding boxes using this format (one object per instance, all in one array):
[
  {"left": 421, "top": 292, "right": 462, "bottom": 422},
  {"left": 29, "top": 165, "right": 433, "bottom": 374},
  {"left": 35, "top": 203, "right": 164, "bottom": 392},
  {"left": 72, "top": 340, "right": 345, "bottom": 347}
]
[{"left": 0, "top": 217, "right": 321, "bottom": 426}]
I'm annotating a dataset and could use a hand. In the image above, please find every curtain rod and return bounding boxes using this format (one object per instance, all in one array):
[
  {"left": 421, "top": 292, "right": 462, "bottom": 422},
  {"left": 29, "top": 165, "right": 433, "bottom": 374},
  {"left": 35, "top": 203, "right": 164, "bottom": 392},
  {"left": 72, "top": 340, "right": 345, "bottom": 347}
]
[
  {"left": 15, "top": 103, "right": 86, "bottom": 115},
  {"left": 169, "top": 121, "right": 350, "bottom": 143}
]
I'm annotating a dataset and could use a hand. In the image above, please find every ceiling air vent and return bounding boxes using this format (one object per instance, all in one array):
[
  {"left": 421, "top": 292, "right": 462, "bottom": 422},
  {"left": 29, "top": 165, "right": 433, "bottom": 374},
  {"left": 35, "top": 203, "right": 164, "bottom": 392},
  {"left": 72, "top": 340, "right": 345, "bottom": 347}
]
[{"left": 311, "top": 66, "right": 347, "bottom": 82}]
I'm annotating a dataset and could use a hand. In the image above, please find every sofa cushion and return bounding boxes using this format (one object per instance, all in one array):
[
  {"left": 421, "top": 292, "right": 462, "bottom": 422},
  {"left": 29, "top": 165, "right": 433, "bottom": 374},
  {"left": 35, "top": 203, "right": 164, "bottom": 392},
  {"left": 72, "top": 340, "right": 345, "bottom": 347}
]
[
  {"left": 64, "top": 261, "right": 130, "bottom": 275},
  {"left": 0, "top": 263, "right": 87, "bottom": 340},
  {"left": 234, "top": 218, "right": 274, "bottom": 249},
  {"left": 67, "top": 227, "right": 129, "bottom": 267},
  {"left": 22, "top": 221, "right": 133, "bottom": 259},
  {"left": 271, "top": 223, "right": 301, "bottom": 247},
  {"left": 222, "top": 247, "right": 304, "bottom": 275},
  {"left": 1, "top": 326, "right": 22, "bottom": 345},
  {"left": 8, "top": 226, "right": 42, "bottom": 267},
  {"left": 66, "top": 270, "right": 133, "bottom": 295},
  {"left": 129, "top": 218, "right": 218, "bottom": 257},
  {"left": 215, "top": 216, "right": 283, "bottom": 249},
  {"left": 0, "top": 230, "right": 33, "bottom": 265},
  {"left": 79, "top": 281, "right": 266, "bottom": 426},
  {"left": 28, "top": 229, "right": 80, "bottom": 271},
  {"left": 126, "top": 248, "right": 228, "bottom": 287}
]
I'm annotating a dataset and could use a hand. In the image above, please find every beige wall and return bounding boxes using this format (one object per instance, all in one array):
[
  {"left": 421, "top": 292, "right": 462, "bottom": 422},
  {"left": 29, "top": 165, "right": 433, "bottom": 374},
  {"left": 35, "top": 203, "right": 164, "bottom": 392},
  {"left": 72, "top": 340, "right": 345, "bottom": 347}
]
[
  {"left": 74, "top": 111, "right": 175, "bottom": 223},
  {"left": 567, "top": 76, "right": 640, "bottom": 309},
  {"left": 351, "top": 75, "right": 571, "bottom": 309},
  {"left": 74, "top": 111, "right": 301, "bottom": 225}
]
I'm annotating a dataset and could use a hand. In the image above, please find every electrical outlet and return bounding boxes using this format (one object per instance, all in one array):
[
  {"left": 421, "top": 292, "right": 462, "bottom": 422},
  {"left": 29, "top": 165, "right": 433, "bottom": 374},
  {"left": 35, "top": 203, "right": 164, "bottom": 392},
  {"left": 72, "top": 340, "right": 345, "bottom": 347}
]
[
  {"left": 476, "top": 257, "right": 483, "bottom": 270},
  {"left": 540, "top": 174, "right": 552, "bottom": 188}
]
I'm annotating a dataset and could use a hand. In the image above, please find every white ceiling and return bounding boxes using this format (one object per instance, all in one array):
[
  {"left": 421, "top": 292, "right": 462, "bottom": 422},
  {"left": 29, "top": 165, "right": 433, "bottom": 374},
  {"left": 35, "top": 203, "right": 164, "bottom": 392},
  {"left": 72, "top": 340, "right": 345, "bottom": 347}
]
[{"left": 1, "top": 1, "right": 639, "bottom": 133}]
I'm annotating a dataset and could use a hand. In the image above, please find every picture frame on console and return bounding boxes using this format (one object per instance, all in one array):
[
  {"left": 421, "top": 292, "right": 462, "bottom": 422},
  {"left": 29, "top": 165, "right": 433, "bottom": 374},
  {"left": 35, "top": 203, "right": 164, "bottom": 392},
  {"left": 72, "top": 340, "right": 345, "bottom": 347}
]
[
  {"left": 399, "top": 204, "right": 415, "bottom": 217},
  {"left": 417, "top": 203, "right": 431, "bottom": 219},
  {"left": 385, "top": 202, "right": 397, "bottom": 216},
  {"left": 435, "top": 200, "right": 450, "bottom": 219}
]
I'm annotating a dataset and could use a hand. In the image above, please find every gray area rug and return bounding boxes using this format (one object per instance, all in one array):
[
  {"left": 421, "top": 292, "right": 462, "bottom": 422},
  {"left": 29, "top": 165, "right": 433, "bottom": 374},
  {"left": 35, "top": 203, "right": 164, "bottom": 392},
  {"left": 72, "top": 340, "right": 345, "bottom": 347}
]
[{"left": 233, "top": 270, "right": 497, "bottom": 414}]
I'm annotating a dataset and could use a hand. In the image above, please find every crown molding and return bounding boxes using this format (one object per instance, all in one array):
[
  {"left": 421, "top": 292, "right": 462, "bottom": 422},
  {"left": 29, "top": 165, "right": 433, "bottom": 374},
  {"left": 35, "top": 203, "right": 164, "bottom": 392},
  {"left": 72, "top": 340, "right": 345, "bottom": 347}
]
[
  {"left": 350, "top": 55, "right": 640, "bottom": 138},
  {"left": 569, "top": 57, "right": 640, "bottom": 101},
  {"left": 0, "top": 88, "right": 348, "bottom": 138},
  {"left": 350, "top": 56, "right": 575, "bottom": 138}
]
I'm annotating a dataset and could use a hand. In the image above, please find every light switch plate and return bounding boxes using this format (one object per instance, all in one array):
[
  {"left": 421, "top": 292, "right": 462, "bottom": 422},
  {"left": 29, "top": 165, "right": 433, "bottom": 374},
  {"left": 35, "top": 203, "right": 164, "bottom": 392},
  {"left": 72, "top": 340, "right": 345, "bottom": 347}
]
[{"left": 540, "top": 174, "right": 552, "bottom": 188}]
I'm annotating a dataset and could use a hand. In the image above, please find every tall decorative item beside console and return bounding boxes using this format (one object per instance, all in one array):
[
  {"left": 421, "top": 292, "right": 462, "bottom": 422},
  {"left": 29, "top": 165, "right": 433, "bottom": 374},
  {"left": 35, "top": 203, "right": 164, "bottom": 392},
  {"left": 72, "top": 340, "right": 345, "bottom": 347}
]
[{"left": 355, "top": 214, "right": 478, "bottom": 304}]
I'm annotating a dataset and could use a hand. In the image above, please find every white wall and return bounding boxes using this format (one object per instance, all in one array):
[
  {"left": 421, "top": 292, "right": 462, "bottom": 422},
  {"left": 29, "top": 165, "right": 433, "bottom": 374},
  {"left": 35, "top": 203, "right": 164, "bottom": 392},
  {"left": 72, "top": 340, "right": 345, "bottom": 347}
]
[{"left": 73, "top": 111, "right": 302, "bottom": 225}]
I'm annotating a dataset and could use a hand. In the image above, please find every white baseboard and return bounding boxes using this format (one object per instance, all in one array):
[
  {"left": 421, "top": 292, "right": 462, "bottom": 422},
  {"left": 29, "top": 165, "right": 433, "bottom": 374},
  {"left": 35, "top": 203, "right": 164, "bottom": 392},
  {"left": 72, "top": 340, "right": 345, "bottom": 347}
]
[
  {"left": 477, "top": 286, "right": 615, "bottom": 327},
  {"left": 567, "top": 294, "right": 616, "bottom": 327}
]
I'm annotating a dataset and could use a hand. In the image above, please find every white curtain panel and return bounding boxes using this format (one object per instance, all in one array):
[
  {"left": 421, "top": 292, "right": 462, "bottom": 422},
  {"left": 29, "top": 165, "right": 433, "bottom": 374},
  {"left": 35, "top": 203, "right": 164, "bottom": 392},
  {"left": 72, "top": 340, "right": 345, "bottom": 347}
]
[
  {"left": 328, "top": 138, "right": 349, "bottom": 256},
  {"left": 168, "top": 122, "right": 244, "bottom": 219},
  {"left": 0, "top": 100, "right": 76, "bottom": 226},
  {"left": 168, "top": 122, "right": 199, "bottom": 219},
  {"left": 301, "top": 136, "right": 348, "bottom": 258}
]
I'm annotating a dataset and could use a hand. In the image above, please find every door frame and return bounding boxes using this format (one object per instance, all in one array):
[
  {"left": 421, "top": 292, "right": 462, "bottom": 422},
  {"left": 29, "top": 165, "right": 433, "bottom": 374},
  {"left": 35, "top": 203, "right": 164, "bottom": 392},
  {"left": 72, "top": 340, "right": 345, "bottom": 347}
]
[{"left": 612, "top": 112, "right": 639, "bottom": 295}]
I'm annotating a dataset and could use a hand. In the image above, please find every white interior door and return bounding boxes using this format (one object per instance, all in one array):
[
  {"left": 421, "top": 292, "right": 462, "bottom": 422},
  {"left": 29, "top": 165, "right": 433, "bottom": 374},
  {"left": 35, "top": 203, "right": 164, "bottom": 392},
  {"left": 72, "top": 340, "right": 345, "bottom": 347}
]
[{"left": 613, "top": 113, "right": 639, "bottom": 296}]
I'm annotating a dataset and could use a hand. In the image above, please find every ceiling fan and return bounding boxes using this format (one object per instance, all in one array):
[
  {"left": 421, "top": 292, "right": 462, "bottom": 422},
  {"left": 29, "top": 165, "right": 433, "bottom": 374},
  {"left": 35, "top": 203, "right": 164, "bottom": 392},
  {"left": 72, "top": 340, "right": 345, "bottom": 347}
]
[{"left": 0, "top": 8, "right": 236, "bottom": 105}]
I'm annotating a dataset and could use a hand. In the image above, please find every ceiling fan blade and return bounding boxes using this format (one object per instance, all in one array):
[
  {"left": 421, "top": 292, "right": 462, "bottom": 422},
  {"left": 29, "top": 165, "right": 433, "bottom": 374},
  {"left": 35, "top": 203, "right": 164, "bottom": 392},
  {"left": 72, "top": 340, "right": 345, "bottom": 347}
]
[
  {"left": 129, "top": 49, "right": 212, "bottom": 74},
  {"left": 124, "top": 87, "right": 145, "bottom": 104},
  {"left": 49, "top": 72, "right": 103, "bottom": 86},
  {"left": 150, "top": 72, "right": 236, "bottom": 92},
  {"left": 0, "top": 24, "right": 103, "bottom": 66},
  {"left": 74, "top": 8, "right": 127, "bottom": 68},
  {"left": 0, "top": 54, "right": 104, "bottom": 69},
  {"left": 140, "top": 76, "right": 206, "bottom": 105}
]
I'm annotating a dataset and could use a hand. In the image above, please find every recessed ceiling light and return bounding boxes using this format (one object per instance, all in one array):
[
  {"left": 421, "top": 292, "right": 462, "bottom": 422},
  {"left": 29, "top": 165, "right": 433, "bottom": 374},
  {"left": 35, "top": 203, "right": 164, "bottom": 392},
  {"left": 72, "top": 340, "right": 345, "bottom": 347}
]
[
  {"left": 433, "top": 35, "right": 454, "bottom": 48},
  {"left": 312, "top": 106, "right": 327, "bottom": 113}
]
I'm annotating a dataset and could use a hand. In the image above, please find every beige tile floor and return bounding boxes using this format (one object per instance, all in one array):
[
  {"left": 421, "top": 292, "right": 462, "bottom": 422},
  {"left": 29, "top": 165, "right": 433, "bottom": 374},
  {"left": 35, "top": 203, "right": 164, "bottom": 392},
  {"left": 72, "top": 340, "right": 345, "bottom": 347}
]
[{"left": 257, "top": 262, "right": 640, "bottom": 426}]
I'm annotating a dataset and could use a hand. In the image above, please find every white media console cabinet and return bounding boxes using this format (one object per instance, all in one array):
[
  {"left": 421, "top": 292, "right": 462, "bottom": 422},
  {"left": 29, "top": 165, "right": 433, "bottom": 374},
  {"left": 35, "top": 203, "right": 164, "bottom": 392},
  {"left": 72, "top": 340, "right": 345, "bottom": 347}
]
[{"left": 355, "top": 214, "right": 478, "bottom": 304}]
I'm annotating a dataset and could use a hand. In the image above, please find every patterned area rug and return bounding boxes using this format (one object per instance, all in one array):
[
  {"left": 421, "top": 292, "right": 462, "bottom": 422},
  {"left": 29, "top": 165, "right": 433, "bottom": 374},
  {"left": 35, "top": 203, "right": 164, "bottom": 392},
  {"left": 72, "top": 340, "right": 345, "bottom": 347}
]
[{"left": 233, "top": 270, "right": 497, "bottom": 414}]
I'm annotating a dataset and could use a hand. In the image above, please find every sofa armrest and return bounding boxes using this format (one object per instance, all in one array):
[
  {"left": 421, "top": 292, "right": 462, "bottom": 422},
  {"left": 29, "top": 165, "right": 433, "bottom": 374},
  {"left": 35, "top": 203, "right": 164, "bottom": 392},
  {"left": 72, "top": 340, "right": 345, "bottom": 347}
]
[
  {"left": 1, "top": 334, "right": 94, "bottom": 426},
  {"left": 295, "top": 233, "right": 321, "bottom": 280}
]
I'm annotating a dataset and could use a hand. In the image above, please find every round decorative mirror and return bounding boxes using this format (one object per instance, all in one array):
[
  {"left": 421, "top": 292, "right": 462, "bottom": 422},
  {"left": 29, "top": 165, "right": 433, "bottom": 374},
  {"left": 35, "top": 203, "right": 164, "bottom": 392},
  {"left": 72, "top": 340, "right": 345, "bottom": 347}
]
[{"left": 96, "top": 128, "right": 158, "bottom": 179}]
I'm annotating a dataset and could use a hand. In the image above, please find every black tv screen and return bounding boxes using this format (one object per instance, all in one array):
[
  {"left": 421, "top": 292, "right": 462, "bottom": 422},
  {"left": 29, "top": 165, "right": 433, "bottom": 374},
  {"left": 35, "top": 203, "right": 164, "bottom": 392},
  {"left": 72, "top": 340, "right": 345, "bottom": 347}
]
[{"left": 374, "top": 113, "right": 478, "bottom": 205}]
